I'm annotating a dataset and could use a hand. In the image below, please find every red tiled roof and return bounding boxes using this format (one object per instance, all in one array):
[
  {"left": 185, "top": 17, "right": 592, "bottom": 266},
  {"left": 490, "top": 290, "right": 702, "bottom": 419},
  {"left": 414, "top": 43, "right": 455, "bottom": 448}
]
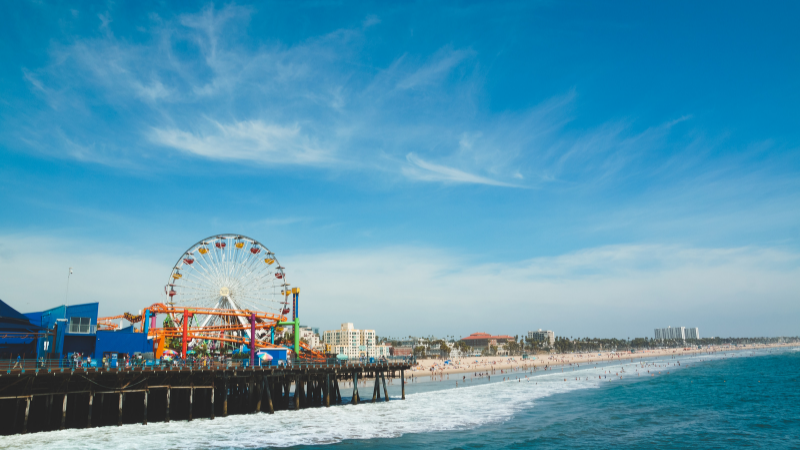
[
  {"left": 461, "top": 333, "right": 514, "bottom": 341},
  {"left": 464, "top": 332, "right": 491, "bottom": 338}
]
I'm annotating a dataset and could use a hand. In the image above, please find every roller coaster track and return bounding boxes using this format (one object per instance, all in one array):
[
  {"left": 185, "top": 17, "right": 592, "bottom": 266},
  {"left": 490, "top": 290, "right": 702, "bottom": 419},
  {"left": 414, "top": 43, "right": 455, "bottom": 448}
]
[{"left": 99, "top": 303, "right": 325, "bottom": 359}]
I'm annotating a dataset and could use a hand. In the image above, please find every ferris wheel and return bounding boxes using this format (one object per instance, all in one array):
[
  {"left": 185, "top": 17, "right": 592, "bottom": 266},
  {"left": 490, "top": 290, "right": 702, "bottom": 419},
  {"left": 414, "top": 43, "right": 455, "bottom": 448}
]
[{"left": 165, "top": 234, "right": 290, "bottom": 347}]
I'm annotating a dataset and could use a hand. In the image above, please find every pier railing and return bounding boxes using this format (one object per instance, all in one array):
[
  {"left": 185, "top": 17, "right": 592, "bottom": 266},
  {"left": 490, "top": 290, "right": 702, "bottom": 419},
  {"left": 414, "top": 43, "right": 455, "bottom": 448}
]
[{"left": 0, "top": 355, "right": 415, "bottom": 373}]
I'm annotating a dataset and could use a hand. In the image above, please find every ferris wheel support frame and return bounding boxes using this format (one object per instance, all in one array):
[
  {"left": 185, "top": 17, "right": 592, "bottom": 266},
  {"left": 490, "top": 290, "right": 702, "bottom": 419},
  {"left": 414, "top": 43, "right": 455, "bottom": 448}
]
[{"left": 277, "top": 288, "right": 301, "bottom": 361}]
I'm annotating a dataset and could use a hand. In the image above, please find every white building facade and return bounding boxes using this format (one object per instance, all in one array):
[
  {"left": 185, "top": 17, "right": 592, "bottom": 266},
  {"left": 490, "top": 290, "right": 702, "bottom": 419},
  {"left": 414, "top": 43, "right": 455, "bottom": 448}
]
[
  {"left": 655, "top": 326, "right": 700, "bottom": 341},
  {"left": 323, "top": 323, "right": 378, "bottom": 359},
  {"left": 299, "top": 326, "right": 321, "bottom": 350},
  {"left": 375, "top": 343, "right": 391, "bottom": 358},
  {"left": 527, "top": 329, "right": 555, "bottom": 347}
]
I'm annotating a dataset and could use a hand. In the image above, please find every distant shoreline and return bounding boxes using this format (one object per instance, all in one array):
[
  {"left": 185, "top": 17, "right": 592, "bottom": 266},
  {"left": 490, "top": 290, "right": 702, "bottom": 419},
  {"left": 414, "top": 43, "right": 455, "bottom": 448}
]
[{"left": 401, "top": 343, "right": 795, "bottom": 378}]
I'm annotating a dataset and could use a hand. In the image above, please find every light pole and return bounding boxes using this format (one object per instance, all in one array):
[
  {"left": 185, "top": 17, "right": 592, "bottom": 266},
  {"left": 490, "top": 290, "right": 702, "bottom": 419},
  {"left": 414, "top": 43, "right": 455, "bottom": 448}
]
[{"left": 65, "top": 267, "right": 73, "bottom": 308}]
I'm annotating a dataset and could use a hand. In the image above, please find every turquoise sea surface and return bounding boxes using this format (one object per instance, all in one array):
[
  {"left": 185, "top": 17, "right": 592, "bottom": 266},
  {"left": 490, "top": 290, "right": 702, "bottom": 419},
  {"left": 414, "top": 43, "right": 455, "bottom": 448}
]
[
  {"left": 2, "top": 348, "right": 797, "bottom": 449},
  {"left": 308, "top": 348, "right": 800, "bottom": 450}
]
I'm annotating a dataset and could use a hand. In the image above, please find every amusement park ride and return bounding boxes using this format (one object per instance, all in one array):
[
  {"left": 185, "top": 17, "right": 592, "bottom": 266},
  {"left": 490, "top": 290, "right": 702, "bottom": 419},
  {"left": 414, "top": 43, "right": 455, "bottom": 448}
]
[{"left": 97, "top": 234, "right": 324, "bottom": 364}]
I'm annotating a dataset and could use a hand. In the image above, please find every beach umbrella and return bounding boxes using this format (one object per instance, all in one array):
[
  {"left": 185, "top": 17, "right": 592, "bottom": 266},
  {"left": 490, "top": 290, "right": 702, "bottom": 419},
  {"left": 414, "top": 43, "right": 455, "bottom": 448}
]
[
  {"left": 259, "top": 353, "right": 273, "bottom": 361},
  {"left": 337, "top": 354, "right": 348, "bottom": 360}
]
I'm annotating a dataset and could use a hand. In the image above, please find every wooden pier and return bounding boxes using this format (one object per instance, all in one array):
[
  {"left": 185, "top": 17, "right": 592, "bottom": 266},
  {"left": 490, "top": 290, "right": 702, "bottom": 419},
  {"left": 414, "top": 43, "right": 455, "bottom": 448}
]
[{"left": 0, "top": 362, "right": 410, "bottom": 435}]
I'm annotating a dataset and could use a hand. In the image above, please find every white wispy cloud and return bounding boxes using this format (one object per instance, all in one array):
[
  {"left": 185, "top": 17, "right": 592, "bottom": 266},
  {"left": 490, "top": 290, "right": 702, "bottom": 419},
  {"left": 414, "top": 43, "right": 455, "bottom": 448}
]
[
  {"left": 362, "top": 14, "right": 381, "bottom": 28},
  {"left": 403, "top": 153, "right": 523, "bottom": 187},
  {"left": 132, "top": 80, "right": 171, "bottom": 102},
  {"left": 150, "top": 119, "right": 334, "bottom": 165},
  {"left": 396, "top": 47, "right": 473, "bottom": 90}
]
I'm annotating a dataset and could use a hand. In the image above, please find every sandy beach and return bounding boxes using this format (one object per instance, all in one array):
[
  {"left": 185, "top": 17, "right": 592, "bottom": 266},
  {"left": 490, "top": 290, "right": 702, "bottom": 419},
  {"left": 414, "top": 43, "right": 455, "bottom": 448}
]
[{"left": 400, "top": 343, "right": 794, "bottom": 379}]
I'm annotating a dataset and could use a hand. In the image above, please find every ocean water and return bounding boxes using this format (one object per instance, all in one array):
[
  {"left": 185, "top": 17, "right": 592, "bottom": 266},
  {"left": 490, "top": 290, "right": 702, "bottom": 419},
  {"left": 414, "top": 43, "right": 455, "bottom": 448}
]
[{"left": 2, "top": 349, "right": 798, "bottom": 449}]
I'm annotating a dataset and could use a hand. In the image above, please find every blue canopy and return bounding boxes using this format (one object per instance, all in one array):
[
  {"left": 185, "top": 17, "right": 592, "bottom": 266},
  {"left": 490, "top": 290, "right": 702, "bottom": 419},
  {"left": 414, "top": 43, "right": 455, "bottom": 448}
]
[{"left": 0, "top": 298, "right": 44, "bottom": 358}]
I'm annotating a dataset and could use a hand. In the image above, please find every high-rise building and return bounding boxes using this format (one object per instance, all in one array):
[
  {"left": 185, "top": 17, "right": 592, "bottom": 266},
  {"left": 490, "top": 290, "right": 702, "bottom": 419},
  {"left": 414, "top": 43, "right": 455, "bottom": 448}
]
[
  {"left": 322, "top": 323, "right": 379, "bottom": 359},
  {"left": 654, "top": 326, "right": 699, "bottom": 341},
  {"left": 527, "top": 329, "right": 555, "bottom": 347}
]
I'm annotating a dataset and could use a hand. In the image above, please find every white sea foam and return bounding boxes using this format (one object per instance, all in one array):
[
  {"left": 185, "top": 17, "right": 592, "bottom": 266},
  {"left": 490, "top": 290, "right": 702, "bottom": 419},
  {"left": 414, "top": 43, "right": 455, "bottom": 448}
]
[{"left": 0, "top": 351, "right": 745, "bottom": 449}]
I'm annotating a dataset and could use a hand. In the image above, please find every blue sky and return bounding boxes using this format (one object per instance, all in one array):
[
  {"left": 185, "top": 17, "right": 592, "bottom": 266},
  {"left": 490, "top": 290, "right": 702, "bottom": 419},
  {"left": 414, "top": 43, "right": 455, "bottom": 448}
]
[{"left": 1, "top": 1, "right": 798, "bottom": 339}]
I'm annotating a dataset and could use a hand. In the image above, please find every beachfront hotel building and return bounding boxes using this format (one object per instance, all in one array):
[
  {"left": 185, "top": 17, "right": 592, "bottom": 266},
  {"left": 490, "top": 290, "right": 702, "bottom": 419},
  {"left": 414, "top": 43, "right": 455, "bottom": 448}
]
[
  {"left": 654, "top": 326, "right": 700, "bottom": 341},
  {"left": 527, "top": 329, "right": 555, "bottom": 347},
  {"left": 459, "top": 332, "right": 514, "bottom": 351},
  {"left": 323, "top": 323, "right": 388, "bottom": 359}
]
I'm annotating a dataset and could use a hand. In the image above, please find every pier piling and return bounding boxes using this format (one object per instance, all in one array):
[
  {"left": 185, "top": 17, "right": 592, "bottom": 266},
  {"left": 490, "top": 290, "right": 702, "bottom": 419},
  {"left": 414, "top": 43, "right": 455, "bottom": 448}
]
[
  {"left": 211, "top": 385, "right": 215, "bottom": 419},
  {"left": 265, "top": 377, "right": 274, "bottom": 414},
  {"left": 47, "top": 394, "right": 53, "bottom": 429},
  {"left": 352, "top": 372, "right": 359, "bottom": 405},
  {"left": 323, "top": 374, "right": 329, "bottom": 407},
  {"left": 372, "top": 373, "right": 380, "bottom": 402},
  {"left": 87, "top": 391, "right": 93, "bottom": 428},
  {"left": 401, "top": 370, "right": 405, "bottom": 400},
  {"left": 299, "top": 376, "right": 306, "bottom": 407},
  {"left": 295, "top": 376, "right": 301, "bottom": 410},
  {"left": 23, "top": 397, "right": 30, "bottom": 434},
  {"left": 13, "top": 399, "right": 19, "bottom": 433},
  {"left": 248, "top": 382, "right": 252, "bottom": 411},
  {"left": 166, "top": 387, "right": 171, "bottom": 422},
  {"left": 222, "top": 378, "right": 227, "bottom": 417},
  {"left": 143, "top": 388, "right": 148, "bottom": 425},
  {"left": 255, "top": 376, "right": 263, "bottom": 412},
  {"left": 285, "top": 377, "right": 290, "bottom": 409},
  {"left": 188, "top": 385, "right": 193, "bottom": 421},
  {"left": 61, "top": 394, "right": 68, "bottom": 430}
]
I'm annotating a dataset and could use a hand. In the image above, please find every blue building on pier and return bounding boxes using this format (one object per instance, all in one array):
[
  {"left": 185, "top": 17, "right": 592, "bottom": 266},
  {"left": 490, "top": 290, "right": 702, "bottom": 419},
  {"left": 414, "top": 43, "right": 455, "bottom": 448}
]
[
  {"left": 24, "top": 302, "right": 99, "bottom": 358},
  {"left": 0, "top": 299, "right": 152, "bottom": 362}
]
